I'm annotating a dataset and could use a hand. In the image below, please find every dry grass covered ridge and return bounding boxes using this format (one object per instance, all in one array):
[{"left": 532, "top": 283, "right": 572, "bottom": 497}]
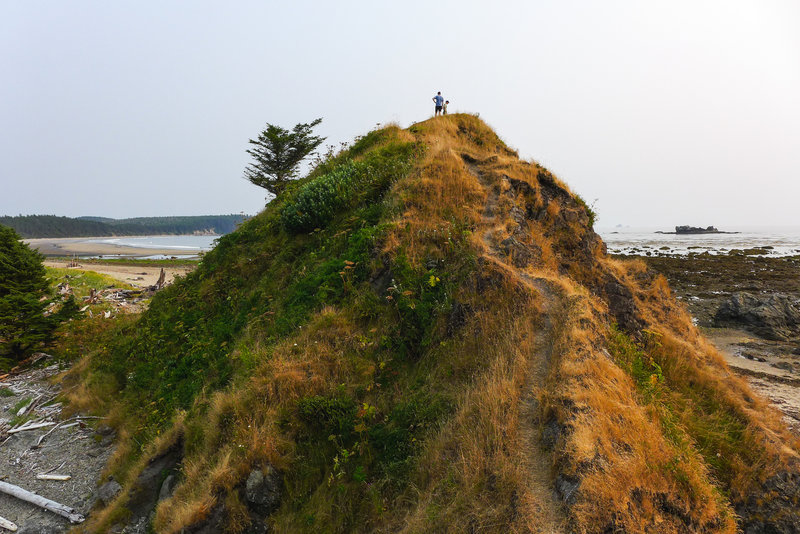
[{"left": 64, "top": 115, "right": 800, "bottom": 533}]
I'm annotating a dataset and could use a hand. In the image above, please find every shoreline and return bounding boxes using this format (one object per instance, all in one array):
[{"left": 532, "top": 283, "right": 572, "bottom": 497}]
[{"left": 25, "top": 235, "right": 215, "bottom": 258}]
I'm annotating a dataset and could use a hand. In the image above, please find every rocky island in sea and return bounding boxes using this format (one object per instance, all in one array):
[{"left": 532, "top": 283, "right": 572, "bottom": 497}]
[{"left": 656, "top": 225, "right": 740, "bottom": 235}]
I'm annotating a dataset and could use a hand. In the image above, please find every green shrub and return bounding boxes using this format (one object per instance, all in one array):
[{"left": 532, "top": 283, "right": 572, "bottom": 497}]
[
  {"left": 283, "top": 160, "right": 385, "bottom": 233},
  {"left": 608, "top": 325, "right": 664, "bottom": 402},
  {"left": 298, "top": 394, "right": 358, "bottom": 438},
  {"left": 575, "top": 195, "right": 597, "bottom": 228},
  {"left": 282, "top": 140, "right": 417, "bottom": 234}
]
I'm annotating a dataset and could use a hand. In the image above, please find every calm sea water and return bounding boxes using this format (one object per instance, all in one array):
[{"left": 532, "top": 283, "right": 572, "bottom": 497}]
[
  {"left": 84, "top": 230, "right": 800, "bottom": 258},
  {"left": 87, "top": 235, "right": 218, "bottom": 250},
  {"left": 597, "top": 226, "right": 800, "bottom": 257}
]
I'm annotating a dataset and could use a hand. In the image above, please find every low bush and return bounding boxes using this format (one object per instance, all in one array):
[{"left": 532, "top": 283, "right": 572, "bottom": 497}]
[
  {"left": 281, "top": 161, "right": 369, "bottom": 232},
  {"left": 281, "top": 140, "right": 418, "bottom": 234}
]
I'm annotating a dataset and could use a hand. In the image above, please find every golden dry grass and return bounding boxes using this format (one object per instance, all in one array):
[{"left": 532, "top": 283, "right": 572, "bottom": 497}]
[
  {"left": 542, "top": 284, "right": 736, "bottom": 533},
  {"left": 393, "top": 268, "right": 555, "bottom": 533},
  {"left": 69, "top": 114, "right": 800, "bottom": 533}
]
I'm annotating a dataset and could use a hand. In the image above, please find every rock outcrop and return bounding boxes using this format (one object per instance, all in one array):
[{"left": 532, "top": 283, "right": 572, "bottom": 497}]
[{"left": 714, "top": 292, "right": 800, "bottom": 340}]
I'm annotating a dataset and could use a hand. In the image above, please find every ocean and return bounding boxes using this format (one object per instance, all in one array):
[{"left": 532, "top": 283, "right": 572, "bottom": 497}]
[
  {"left": 85, "top": 235, "right": 219, "bottom": 258},
  {"left": 86, "top": 235, "right": 218, "bottom": 251},
  {"left": 84, "top": 229, "right": 800, "bottom": 258},
  {"left": 597, "top": 226, "right": 800, "bottom": 257}
]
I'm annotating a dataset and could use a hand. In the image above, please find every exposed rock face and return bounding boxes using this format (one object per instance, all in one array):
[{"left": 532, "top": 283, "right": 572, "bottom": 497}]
[
  {"left": 185, "top": 466, "right": 281, "bottom": 534},
  {"left": 95, "top": 479, "right": 122, "bottom": 506},
  {"left": 714, "top": 292, "right": 800, "bottom": 341},
  {"left": 245, "top": 466, "right": 281, "bottom": 515},
  {"left": 602, "top": 272, "right": 646, "bottom": 334},
  {"left": 157, "top": 474, "right": 176, "bottom": 502},
  {"left": 111, "top": 443, "right": 182, "bottom": 533},
  {"left": 738, "top": 470, "right": 800, "bottom": 534}
]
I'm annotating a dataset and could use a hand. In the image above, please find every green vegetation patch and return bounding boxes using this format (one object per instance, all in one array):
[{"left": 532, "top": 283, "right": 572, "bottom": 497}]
[
  {"left": 282, "top": 140, "right": 417, "bottom": 233},
  {"left": 46, "top": 267, "right": 134, "bottom": 299},
  {"left": 87, "top": 130, "right": 419, "bottom": 440},
  {"left": 282, "top": 161, "right": 373, "bottom": 232},
  {"left": 608, "top": 326, "right": 758, "bottom": 496}
]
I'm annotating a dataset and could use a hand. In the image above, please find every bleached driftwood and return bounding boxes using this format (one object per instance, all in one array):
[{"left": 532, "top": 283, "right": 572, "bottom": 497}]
[
  {"left": 33, "top": 416, "right": 104, "bottom": 448},
  {"left": 41, "top": 461, "right": 67, "bottom": 475},
  {"left": 15, "top": 395, "right": 39, "bottom": 417},
  {"left": 0, "top": 515, "right": 17, "bottom": 531},
  {"left": 0, "top": 480, "right": 84, "bottom": 523},
  {"left": 9, "top": 415, "right": 46, "bottom": 429},
  {"left": 34, "top": 419, "right": 73, "bottom": 448},
  {"left": 7, "top": 422, "right": 55, "bottom": 434},
  {"left": 36, "top": 474, "right": 71, "bottom": 481}
]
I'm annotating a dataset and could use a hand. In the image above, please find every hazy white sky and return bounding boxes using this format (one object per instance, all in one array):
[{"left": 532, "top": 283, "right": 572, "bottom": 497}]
[{"left": 1, "top": 1, "right": 798, "bottom": 228}]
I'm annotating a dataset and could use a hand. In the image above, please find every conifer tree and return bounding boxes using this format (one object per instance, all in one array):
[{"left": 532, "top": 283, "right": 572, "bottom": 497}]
[
  {"left": 244, "top": 118, "right": 325, "bottom": 198},
  {"left": 0, "top": 225, "right": 75, "bottom": 361}
]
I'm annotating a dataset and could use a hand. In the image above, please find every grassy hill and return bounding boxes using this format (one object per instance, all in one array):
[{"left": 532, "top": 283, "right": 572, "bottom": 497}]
[
  {"left": 0, "top": 214, "right": 248, "bottom": 238},
  {"left": 63, "top": 115, "right": 800, "bottom": 533}
]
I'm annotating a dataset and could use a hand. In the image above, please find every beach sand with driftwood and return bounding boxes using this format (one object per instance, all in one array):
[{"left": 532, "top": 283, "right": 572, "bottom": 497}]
[{"left": 43, "top": 260, "right": 195, "bottom": 289}]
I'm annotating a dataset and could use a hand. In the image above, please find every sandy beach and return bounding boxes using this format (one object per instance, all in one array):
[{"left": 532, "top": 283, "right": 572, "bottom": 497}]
[
  {"left": 43, "top": 259, "right": 195, "bottom": 288},
  {"left": 26, "top": 236, "right": 207, "bottom": 258}
]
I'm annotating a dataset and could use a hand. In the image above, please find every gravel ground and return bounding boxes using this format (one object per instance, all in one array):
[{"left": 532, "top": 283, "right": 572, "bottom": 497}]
[{"left": 0, "top": 359, "right": 113, "bottom": 533}]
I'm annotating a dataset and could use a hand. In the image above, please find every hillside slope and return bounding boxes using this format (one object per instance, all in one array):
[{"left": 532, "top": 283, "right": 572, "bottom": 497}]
[{"left": 68, "top": 115, "right": 800, "bottom": 533}]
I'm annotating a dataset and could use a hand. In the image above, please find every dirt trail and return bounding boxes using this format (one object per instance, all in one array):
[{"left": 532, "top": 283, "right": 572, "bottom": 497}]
[
  {"left": 515, "top": 275, "right": 568, "bottom": 532},
  {"left": 468, "top": 158, "right": 568, "bottom": 532},
  {"left": 0, "top": 359, "right": 114, "bottom": 533}
]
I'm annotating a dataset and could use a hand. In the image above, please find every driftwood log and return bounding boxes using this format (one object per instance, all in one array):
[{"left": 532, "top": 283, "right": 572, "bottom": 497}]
[
  {"left": 36, "top": 474, "right": 71, "bottom": 481},
  {"left": 0, "top": 515, "right": 17, "bottom": 531},
  {"left": 7, "top": 422, "right": 55, "bottom": 434},
  {"left": 156, "top": 267, "right": 166, "bottom": 289},
  {"left": 0, "top": 480, "right": 84, "bottom": 523}
]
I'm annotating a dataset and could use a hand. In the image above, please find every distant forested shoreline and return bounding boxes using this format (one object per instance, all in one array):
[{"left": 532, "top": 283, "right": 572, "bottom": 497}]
[{"left": 0, "top": 214, "right": 250, "bottom": 238}]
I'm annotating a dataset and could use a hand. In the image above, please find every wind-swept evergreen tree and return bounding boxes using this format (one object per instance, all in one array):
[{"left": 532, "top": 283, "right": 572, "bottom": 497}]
[{"left": 244, "top": 118, "right": 325, "bottom": 198}]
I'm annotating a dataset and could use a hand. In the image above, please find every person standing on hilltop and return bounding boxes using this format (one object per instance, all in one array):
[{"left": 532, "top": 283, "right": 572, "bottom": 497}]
[
  {"left": 433, "top": 92, "right": 444, "bottom": 116},
  {"left": 443, "top": 100, "right": 449, "bottom": 115}
]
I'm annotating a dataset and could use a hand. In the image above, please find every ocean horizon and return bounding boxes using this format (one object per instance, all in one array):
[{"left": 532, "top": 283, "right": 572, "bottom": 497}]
[{"left": 598, "top": 225, "right": 800, "bottom": 256}]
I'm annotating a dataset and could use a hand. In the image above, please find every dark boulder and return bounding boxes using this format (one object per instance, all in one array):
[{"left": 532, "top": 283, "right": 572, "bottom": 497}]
[
  {"left": 714, "top": 292, "right": 800, "bottom": 341},
  {"left": 95, "top": 479, "right": 123, "bottom": 506},
  {"left": 186, "top": 465, "right": 281, "bottom": 533},
  {"left": 244, "top": 466, "right": 281, "bottom": 515}
]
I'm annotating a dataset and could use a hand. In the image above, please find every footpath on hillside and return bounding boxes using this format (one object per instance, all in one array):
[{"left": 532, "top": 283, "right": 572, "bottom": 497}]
[{"left": 468, "top": 155, "right": 569, "bottom": 533}]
